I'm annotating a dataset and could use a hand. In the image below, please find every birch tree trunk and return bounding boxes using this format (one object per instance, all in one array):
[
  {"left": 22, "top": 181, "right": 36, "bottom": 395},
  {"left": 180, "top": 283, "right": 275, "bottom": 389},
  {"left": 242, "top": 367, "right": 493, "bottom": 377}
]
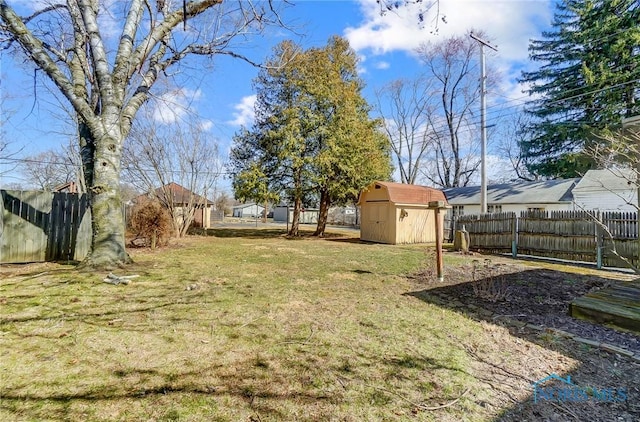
[{"left": 81, "top": 127, "right": 130, "bottom": 267}]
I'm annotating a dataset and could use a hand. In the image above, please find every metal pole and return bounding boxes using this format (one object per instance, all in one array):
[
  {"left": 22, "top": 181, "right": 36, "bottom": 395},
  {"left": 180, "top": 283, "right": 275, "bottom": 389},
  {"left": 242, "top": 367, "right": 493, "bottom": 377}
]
[{"left": 470, "top": 33, "right": 497, "bottom": 215}]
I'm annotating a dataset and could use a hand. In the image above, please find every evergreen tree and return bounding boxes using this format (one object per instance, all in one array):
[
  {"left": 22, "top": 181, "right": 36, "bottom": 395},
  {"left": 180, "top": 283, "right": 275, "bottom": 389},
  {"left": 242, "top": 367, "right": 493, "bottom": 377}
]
[
  {"left": 304, "top": 37, "right": 390, "bottom": 236},
  {"left": 229, "top": 37, "right": 390, "bottom": 236},
  {"left": 520, "top": 0, "right": 640, "bottom": 178}
]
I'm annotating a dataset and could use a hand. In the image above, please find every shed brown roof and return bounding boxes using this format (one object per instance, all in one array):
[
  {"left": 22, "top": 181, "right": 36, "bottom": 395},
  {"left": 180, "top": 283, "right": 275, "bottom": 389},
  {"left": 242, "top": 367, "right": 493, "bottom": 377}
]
[{"left": 364, "top": 181, "right": 447, "bottom": 205}]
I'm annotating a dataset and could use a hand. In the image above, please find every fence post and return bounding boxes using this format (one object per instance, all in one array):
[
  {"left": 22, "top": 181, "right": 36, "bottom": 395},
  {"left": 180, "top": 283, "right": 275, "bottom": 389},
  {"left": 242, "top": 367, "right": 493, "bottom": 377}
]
[
  {"left": 511, "top": 212, "right": 518, "bottom": 258},
  {"left": 595, "top": 213, "right": 602, "bottom": 269}
]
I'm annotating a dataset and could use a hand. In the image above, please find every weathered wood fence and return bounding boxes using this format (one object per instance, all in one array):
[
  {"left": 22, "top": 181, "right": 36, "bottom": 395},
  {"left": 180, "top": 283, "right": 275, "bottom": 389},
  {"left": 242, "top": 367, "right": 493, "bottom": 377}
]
[
  {"left": 455, "top": 210, "right": 639, "bottom": 269},
  {"left": 1, "top": 190, "right": 91, "bottom": 264}
]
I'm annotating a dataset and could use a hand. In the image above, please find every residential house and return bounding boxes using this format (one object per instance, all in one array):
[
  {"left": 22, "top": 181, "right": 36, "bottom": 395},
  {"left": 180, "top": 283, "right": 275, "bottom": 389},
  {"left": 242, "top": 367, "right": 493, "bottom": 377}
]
[
  {"left": 443, "top": 178, "right": 579, "bottom": 217},
  {"left": 135, "top": 182, "right": 215, "bottom": 229},
  {"left": 572, "top": 169, "right": 637, "bottom": 212}
]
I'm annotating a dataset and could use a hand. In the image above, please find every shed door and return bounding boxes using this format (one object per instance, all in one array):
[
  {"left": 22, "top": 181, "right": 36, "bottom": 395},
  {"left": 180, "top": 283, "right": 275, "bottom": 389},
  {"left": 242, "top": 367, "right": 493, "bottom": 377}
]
[{"left": 367, "top": 202, "right": 388, "bottom": 243}]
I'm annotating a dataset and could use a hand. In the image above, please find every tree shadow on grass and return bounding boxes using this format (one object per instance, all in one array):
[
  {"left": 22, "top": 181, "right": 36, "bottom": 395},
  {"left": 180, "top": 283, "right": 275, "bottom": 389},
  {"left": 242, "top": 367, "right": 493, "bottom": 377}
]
[
  {"left": 199, "top": 228, "right": 289, "bottom": 239},
  {"left": 405, "top": 266, "right": 640, "bottom": 421},
  {"left": 200, "top": 227, "right": 357, "bottom": 241},
  {"left": 0, "top": 358, "right": 339, "bottom": 421},
  {"left": 325, "top": 237, "right": 372, "bottom": 245}
]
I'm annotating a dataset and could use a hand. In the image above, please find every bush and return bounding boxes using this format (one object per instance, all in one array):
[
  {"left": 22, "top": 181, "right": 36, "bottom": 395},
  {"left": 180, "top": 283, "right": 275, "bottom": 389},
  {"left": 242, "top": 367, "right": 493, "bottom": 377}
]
[{"left": 129, "top": 199, "right": 173, "bottom": 249}]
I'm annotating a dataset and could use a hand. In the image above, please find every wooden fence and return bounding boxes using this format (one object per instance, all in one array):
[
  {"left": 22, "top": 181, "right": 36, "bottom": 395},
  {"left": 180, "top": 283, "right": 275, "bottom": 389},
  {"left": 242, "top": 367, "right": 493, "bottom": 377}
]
[
  {"left": 456, "top": 210, "right": 639, "bottom": 269},
  {"left": 1, "top": 190, "right": 91, "bottom": 264}
]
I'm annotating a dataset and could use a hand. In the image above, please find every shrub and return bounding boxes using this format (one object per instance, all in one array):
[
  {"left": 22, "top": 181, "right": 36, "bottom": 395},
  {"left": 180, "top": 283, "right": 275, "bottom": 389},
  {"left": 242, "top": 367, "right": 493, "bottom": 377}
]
[{"left": 129, "top": 199, "right": 173, "bottom": 249}]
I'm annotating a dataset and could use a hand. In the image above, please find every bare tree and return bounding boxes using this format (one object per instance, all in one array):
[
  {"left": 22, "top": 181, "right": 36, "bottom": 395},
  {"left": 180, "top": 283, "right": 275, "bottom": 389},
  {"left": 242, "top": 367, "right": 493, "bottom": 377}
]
[
  {"left": 375, "top": 77, "right": 436, "bottom": 184},
  {"left": 495, "top": 113, "right": 537, "bottom": 182},
  {"left": 0, "top": 93, "right": 21, "bottom": 179},
  {"left": 123, "top": 110, "right": 222, "bottom": 237},
  {"left": 415, "top": 31, "right": 496, "bottom": 188},
  {"left": 581, "top": 124, "right": 640, "bottom": 274},
  {"left": 21, "top": 139, "right": 82, "bottom": 190},
  {"left": 213, "top": 191, "right": 233, "bottom": 216},
  {"left": 0, "top": 0, "right": 286, "bottom": 267}
]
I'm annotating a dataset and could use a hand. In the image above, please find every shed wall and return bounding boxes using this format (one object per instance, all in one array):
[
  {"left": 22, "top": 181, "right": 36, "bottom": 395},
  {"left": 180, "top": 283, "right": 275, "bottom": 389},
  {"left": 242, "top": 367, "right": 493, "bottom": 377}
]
[
  {"left": 394, "top": 206, "right": 436, "bottom": 244},
  {"left": 362, "top": 185, "right": 391, "bottom": 202}
]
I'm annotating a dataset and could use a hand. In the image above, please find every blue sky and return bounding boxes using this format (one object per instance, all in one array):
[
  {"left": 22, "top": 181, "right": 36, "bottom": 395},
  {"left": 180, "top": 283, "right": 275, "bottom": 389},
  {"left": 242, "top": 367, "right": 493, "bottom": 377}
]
[{"left": 0, "top": 0, "right": 555, "bottom": 189}]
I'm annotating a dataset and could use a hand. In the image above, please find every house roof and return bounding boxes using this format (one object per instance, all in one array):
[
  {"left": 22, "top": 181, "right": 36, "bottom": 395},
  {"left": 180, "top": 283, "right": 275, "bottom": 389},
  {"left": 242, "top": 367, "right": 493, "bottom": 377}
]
[
  {"left": 443, "top": 178, "right": 578, "bottom": 205},
  {"left": 361, "top": 181, "right": 447, "bottom": 205},
  {"left": 233, "top": 203, "right": 264, "bottom": 209},
  {"left": 137, "top": 182, "right": 213, "bottom": 205},
  {"left": 573, "top": 169, "right": 636, "bottom": 192}
]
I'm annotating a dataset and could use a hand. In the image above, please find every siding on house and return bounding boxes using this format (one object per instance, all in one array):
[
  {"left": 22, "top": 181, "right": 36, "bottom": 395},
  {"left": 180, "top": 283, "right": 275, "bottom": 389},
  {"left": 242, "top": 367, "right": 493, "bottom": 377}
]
[
  {"left": 459, "top": 202, "right": 574, "bottom": 216},
  {"left": 572, "top": 169, "right": 637, "bottom": 212},
  {"left": 232, "top": 204, "right": 265, "bottom": 218},
  {"left": 133, "top": 183, "right": 215, "bottom": 229},
  {"left": 273, "top": 206, "right": 319, "bottom": 224}
]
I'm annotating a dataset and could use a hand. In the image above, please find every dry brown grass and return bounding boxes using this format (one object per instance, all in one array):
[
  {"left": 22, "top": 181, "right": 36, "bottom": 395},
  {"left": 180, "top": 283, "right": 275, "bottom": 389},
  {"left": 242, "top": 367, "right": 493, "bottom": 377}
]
[{"left": 1, "top": 228, "right": 637, "bottom": 421}]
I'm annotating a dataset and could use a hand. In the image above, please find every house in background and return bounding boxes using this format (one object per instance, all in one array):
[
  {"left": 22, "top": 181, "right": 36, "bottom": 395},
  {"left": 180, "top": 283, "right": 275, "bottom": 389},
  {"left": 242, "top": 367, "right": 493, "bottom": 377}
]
[
  {"left": 358, "top": 181, "right": 447, "bottom": 245},
  {"left": 443, "top": 178, "right": 579, "bottom": 217},
  {"left": 53, "top": 181, "right": 80, "bottom": 193},
  {"left": 273, "top": 206, "right": 319, "bottom": 224},
  {"left": 572, "top": 169, "right": 637, "bottom": 212},
  {"left": 135, "top": 182, "right": 216, "bottom": 228},
  {"left": 232, "top": 203, "right": 265, "bottom": 219}
]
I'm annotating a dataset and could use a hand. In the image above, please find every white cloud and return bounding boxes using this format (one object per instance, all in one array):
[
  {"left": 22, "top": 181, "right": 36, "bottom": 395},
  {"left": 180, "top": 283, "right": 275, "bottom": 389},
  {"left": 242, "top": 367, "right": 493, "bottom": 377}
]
[
  {"left": 152, "top": 88, "right": 203, "bottom": 124},
  {"left": 229, "top": 95, "right": 257, "bottom": 127},
  {"left": 199, "top": 120, "right": 214, "bottom": 132},
  {"left": 345, "top": 0, "right": 552, "bottom": 63},
  {"left": 374, "top": 61, "right": 391, "bottom": 70}
]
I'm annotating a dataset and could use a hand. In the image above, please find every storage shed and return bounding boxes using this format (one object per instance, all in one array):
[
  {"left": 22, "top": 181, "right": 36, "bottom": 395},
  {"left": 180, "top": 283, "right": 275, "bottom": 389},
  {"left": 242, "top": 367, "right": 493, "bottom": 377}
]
[{"left": 358, "top": 181, "right": 447, "bottom": 244}]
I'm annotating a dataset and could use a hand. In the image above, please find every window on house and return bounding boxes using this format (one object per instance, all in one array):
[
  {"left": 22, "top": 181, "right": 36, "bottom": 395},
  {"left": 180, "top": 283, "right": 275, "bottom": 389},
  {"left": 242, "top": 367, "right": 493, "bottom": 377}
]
[
  {"left": 487, "top": 205, "right": 502, "bottom": 213},
  {"left": 452, "top": 205, "right": 464, "bottom": 217},
  {"left": 527, "top": 207, "right": 545, "bottom": 212}
]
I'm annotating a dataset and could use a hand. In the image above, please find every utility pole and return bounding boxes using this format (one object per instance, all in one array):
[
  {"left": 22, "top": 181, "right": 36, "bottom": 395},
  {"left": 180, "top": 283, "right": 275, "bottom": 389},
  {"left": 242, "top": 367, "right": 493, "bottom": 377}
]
[{"left": 470, "top": 32, "right": 497, "bottom": 214}]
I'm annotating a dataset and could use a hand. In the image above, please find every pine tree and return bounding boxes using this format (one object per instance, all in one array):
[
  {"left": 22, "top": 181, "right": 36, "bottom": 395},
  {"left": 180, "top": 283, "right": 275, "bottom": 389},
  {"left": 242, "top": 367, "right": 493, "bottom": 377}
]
[{"left": 520, "top": 0, "right": 640, "bottom": 178}]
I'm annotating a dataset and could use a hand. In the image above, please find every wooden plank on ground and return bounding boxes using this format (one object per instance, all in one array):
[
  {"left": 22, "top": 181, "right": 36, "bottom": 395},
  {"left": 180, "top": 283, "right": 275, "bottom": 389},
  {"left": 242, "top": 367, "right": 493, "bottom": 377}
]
[{"left": 571, "top": 284, "right": 640, "bottom": 334}]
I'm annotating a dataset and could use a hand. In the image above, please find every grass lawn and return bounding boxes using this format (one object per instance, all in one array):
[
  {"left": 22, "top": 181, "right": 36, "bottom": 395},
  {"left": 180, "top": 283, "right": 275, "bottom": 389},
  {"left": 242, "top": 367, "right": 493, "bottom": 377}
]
[{"left": 0, "top": 227, "right": 636, "bottom": 421}]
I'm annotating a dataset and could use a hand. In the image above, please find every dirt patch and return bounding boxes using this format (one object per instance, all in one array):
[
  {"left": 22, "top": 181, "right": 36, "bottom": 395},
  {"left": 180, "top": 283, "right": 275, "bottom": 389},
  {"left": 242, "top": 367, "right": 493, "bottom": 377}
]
[
  {"left": 409, "top": 255, "right": 640, "bottom": 421},
  {"left": 412, "top": 257, "right": 640, "bottom": 353}
]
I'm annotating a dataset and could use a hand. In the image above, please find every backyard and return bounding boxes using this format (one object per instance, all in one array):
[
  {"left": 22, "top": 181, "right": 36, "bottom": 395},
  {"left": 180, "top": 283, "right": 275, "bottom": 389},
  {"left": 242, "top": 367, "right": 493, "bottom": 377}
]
[{"left": 1, "top": 227, "right": 639, "bottom": 421}]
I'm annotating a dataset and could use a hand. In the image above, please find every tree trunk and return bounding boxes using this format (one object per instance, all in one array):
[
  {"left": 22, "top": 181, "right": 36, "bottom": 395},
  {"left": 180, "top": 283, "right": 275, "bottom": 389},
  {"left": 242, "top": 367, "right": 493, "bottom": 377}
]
[
  {"left": 79, "top": 130, "right": 131, "bottom": 268},
  {"left": 151, "top": 230, "right": 157, "bottom": 250},
  {"left": 263, "top": 199, "right": 268, "bottom": 223},
  {"left": 313, "top": 189, "right": 330, "bottom": 237},
  {"left": 289, "top": 196, "right": 301, "bottom": 236}
]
